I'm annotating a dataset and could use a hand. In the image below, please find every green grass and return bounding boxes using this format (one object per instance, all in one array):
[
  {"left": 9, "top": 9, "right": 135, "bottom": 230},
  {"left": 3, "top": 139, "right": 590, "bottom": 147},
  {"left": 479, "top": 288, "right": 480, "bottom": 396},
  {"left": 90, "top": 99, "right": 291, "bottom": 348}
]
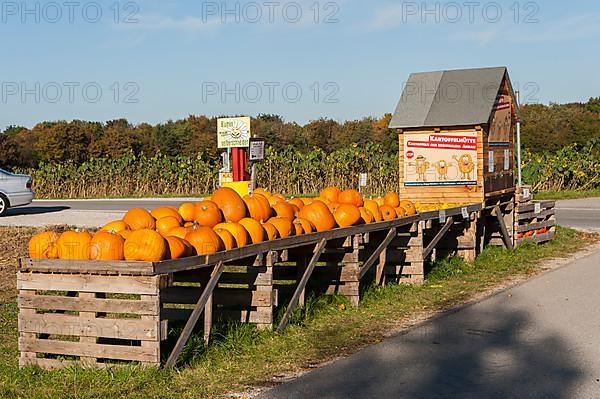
[
  {"left": 0, "top": 227, "right": 596, "bottom": 399},
  {"left": 534, "top": 189, "right": 600, "bottom": 200}
]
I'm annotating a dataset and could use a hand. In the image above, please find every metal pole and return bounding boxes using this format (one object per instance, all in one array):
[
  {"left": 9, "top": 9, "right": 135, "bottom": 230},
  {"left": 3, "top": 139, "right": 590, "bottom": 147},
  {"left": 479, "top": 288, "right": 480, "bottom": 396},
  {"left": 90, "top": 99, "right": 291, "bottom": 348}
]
[{"left": 516, "top": 91, "right": 522, "bottom": 185}]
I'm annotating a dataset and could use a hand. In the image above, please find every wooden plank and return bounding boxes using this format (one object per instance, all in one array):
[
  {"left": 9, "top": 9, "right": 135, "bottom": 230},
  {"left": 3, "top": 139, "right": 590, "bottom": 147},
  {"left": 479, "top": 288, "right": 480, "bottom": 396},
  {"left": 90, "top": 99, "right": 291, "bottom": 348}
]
[
  {"left": 18, "top": 294, "right": 159, "bottom": 316},
  {"left": 17, "top": 273, "right": 161, "bottom": 295},
  {"left": 517, "top": 219, "right": 556, "bottom": 233},
  {"left": 162, "top": 287, "right": 275, "bottom": 307},
  {"left": 494, "top": 206, "right": 514, "bottom": 250},
  {"left": 517, "top": 208, "right": 555, "bottom": 221},
  {"left": 359, "top": 228, "right": 397, "bottom": 279},
  {"left": 18, "top": 336, "right": 159, "bottom": 362},
  {"left": 423, "top": 217, "right": 454, "bottom": 258},
  {"left": 19, "top": 313, "right": 160, "bottom": 340},
  {"left": 277, "top": 239, "right": 327, "bottom": 332},
  {"left": 165, "top": 261, "right": 225, "bottom": 368},
  {"left": 20, "top": 258, "right": 154, "bottom": 275}
]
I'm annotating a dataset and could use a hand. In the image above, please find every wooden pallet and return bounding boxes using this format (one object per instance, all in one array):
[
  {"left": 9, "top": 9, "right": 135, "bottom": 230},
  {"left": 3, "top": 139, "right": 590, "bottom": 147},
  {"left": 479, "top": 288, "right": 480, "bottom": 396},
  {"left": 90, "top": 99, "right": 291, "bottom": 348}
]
[
  {"left": 515, "top": 200, "right": 556, "bottom": 245},
  {"left": 17, "top": 271, "right": 167, "bottom": 369},
  {"left": 515, "top": 185, "right": 533, "bottom": 204}
]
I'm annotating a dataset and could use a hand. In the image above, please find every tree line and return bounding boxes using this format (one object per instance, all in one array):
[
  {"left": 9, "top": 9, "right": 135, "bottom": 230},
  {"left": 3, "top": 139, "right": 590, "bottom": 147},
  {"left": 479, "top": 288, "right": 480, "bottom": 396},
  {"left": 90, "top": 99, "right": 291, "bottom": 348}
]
[{"left": 1, "top": 98, "right": 599, "bottom": 170}]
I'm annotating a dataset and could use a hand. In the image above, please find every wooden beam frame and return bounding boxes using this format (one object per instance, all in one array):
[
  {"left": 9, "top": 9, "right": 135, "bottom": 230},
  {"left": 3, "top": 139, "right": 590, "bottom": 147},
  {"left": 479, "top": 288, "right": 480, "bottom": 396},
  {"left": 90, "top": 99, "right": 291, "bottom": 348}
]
[
  {"left": 493, "top": 206, "right": 514, "bottom": 250},
  {"left": 358, "top": 228, "right": 397, "bottom": 280},
  {"left": 423, "top": 217, "right": 454, "bottom": 259},
  {"left": 277, "top": 239, "right": 327, "bottom": 332},
  {"left": 165, "top": 261, "right": 225, "bottom": 368}
]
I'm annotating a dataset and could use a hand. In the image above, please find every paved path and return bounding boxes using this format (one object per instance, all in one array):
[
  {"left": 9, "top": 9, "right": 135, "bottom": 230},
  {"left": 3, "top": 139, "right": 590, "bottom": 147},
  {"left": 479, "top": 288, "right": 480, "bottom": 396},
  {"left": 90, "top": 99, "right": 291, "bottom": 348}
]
[{"left": 555, "top": 197, "right": 600, "bottom": 232}]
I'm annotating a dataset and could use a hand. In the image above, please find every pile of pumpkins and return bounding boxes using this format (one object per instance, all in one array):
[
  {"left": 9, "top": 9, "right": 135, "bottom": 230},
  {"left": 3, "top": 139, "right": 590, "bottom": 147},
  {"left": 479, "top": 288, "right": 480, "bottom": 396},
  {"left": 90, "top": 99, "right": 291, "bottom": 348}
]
[{"left": 28, "top": 187, "right": 416, "bottom": 262}]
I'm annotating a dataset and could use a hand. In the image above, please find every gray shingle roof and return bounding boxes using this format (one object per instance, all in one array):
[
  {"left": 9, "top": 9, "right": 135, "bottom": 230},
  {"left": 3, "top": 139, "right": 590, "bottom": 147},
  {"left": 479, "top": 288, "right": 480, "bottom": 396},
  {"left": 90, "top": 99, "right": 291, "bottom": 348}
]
[{"left": 389, "top": 67, "right": 518, "bottom": 129}]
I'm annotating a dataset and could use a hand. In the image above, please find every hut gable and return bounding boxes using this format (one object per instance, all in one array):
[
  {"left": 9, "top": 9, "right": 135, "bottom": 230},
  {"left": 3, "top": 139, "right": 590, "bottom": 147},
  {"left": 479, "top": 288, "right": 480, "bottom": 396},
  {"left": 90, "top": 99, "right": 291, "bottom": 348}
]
[{"left": 389, "top": 66, "right": 517, "bottom": 129}]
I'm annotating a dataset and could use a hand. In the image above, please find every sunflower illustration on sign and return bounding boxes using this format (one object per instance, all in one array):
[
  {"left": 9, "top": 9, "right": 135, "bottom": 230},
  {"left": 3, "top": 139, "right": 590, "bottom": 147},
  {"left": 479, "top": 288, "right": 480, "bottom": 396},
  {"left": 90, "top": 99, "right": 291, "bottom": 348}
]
[{"left": 217, "top": 117, "right": 251, "bottom": 148}]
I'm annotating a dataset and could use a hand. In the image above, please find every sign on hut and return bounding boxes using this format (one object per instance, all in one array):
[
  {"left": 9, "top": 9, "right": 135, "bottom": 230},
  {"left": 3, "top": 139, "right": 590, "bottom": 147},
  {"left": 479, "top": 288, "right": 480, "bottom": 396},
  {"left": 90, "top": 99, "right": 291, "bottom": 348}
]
[{"left": 389, "top": 66, "right": 520, "bottom": 205}]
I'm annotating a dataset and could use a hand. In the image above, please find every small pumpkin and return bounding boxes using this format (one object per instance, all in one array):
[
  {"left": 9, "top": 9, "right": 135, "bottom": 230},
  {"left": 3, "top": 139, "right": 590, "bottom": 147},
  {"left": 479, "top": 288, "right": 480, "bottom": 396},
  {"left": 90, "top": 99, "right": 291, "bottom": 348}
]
[
  {"left": 363, "top": 199, "right": 382, "bottom": 222},
  {"left": 124, "top": 229, "right": 168, "bottom": 261},
  {"left": 151, "top": 207, "right": 183, "bottom": 224},
  {"left": 359, "top": 207, "right": 374, "bottom": 224},
  {"left": 194, "top": 200, "right": 223, "bottom": 227},
  {"left": 119, "top": 230, "right": 132, "bottom": 240},
  {"left": 123, "top": 208, "right": 156, "bottom": 231},
  {"left": 288, "top": 198, "right": 305, "bottom": 210},
  {"left": 298, "top": 201, "right": 336, "bottom": 232},
  {"left": 394, "top": 206, "right": 408, "bottom": 217},
  {"left": 374, "top": 197, "right": 385, "bottom": 207},
  {"left": 29, "top": 231, "right": 59, "bottom": 259},
  {"left": 262, "top": 222, "right": 280, "bottom": 240},
  {"left": 165, "top": 236, "right": 193, "bottom": 259},
  {"left": 399, "top": 200, "right": 417, "bottom": 216},
  {"left": 214, "top": 228, "right": 237, "bottom": 250},
  {"left": 178, "top": 203, "right": 197, "bottom": 223},
  {"left": 101, "top": 220, "right": 129, "bottom": 234},
  {"left": 320, "top": 186, "right": 341, "bottom": 203},
  {"left": 238, "top": 218, "right": 266, "bottom": 244},
  {"left": 380, "top": 205, "right": 397, "bottom": 221},
  {"left": 89, "top": 231, "right": 125, "bottom": 261},
  {"left": 300, "top": 198, "right": 313, "bottom": 205},
  {"left": 273, "top": 202, "right": 296, "bottom": 220},
  {"left": 267, "top": 217, "right": 293, "bottom": 238},
  {"left": 294, "top": 217, "right": 314, "bottom": 235},
  {"left": 338, "top": 189, "right": 364, "bottom": 207},
  {"left": 253, "top": 187, "right": 272, "bottom": 198},
  {"left": 384, "top": 192, "right": 400, "bottom": 208},
  {"left": 212, "top": 187, "right": 248, "bottom": 222},
  {"left": 214, "top": 222, "right": 250, "bottom": 247},
  {"left": 56, "top": 231, "right": 93, "bottom": 260},
  {"left": 334, "top": 204, "right": 362, "bottom": 227},
  {"left": 156, "top": 216, "right": 182, "bottom": 235},
  {"left": 243, "top": 194, "right": 272, "bottom": 222},
  {"left": 166, "top": 226, "right": 190, "bottom": 240},
  {"left": 185, "top": 227, "right": 224, "bottom": 255}
]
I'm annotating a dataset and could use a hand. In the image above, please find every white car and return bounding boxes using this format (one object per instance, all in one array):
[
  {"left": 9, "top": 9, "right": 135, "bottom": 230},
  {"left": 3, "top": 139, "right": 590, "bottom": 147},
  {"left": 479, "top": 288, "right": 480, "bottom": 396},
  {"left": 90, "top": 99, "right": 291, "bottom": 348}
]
[{"left": 0, "top": 168, "right": 35, "bottom": 216}]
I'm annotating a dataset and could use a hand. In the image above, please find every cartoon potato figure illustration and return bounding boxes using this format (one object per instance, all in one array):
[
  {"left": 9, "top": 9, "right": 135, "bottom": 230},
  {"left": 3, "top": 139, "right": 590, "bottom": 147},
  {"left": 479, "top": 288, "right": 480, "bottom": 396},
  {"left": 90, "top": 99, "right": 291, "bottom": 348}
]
[
  {"left": 434, "top": 160, "right": 449, "bottom": 181},
  {"left": 414, "top": 155, "right": 430, "bottom": 182},
  {"left": 453, "top": 154, "right": 475, "bottom": 180}
]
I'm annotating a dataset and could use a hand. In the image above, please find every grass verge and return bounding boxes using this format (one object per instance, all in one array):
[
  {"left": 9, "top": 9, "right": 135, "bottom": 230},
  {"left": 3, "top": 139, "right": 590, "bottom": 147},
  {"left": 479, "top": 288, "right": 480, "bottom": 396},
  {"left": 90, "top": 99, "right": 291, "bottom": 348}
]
[
  {"left": 534, "top": 189, "right": 600, "bottom": 200},
  {"left": 0, "top": 227, "right": 597, "bottom": 398}
]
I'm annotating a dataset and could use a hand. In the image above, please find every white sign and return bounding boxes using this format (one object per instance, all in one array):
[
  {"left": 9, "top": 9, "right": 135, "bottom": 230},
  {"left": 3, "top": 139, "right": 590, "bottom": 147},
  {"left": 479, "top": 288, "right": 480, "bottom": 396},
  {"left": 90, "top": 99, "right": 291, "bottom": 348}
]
[
  {"left": 534, "top": 203, "right": 541, "bottom": 215},
  {"left": 504, "top": 149, "right": 510, "bottom": 170},
  {"left": 217, "top": 117, "right": 251, "bottom": 149},
  {"left": 488, "top": 151, "right": 495, "bottom": 173},
  {"left": 439, "top": 209, "right": 447, "bottom": 223},
  {"left": 461, "top": 207, "right": 469, "bottom": 219},
  {"left": 359, "top": 173, "right": 368, "bottom": 187},
  {"left": 249, "top": 138, "right": 265, "bottom": 161},
  {"left": 523, "top": 188, "right": 531, "bottom": 199}
]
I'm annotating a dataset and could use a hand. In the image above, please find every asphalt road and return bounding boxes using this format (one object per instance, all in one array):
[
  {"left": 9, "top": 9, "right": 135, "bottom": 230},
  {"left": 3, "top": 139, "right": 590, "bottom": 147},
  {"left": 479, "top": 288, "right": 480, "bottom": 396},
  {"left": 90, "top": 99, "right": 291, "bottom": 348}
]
[
  {"left": 24, "top": 198, "right": 204, "bottom": 212},
  {"left": 554, "top": 197, "right": 600, "bottom": 232}
]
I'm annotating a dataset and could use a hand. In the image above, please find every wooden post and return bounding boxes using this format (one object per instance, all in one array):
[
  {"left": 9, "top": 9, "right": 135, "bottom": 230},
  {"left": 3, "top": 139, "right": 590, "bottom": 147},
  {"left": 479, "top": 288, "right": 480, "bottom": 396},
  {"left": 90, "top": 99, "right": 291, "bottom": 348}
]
[{"left": 359, "top": 228, "right": 397, "bottom": 279}]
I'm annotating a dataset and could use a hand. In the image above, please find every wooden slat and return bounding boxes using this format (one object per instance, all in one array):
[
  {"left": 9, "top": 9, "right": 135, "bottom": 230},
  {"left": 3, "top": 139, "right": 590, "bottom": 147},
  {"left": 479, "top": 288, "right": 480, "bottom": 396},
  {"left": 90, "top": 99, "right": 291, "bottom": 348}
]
[
  {"left": 18, "top": 336, "right": 159, "bottom": 362},
  {"left": 162, "top": 287, "right": 274, "bottom": 307},
  {"left": 517, "top": 219, "right": 557, "bottom": 233},
  {"left": 359, "top": 228, "right": 397, "bottom": 279},
  {"left": 494, "top": 206, "right": 514, "bottom": 250},
  {"left": 19, "top": 313, "right": 160, "bottom": 340},
  {"left": 18, "top": 294, "right": 159, "bottom": 316},
  {"left": 17, "top": 273, "right": 161, "bottom": 295},
  {"left": 423, "top": 217, "right": 454, "bottom": 258},
  {"left": 20, "top": 258, "right": 154, "bottom": 275}
]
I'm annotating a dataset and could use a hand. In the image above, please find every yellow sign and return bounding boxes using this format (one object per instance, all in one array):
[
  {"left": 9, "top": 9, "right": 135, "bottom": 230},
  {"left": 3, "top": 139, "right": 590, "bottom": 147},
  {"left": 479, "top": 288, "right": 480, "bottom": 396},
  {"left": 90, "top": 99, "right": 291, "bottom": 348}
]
[
  {"left": 217, "top": 117, "right": 251, "bottom": 148},
  {"left": 403, "top": 131, "right": 478, "bottom": 187}
]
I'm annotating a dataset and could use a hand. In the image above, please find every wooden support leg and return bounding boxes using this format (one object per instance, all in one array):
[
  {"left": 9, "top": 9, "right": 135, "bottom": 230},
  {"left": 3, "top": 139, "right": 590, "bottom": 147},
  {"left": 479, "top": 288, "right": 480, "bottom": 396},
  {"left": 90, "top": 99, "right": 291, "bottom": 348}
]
[
  {"left": 277, "top": 239, "right": 327, "bottom": 332},
  {"left": 203, "top": 294, "right": 212, "bottom": 345},
  {"left": 165, "top": 261, "right": 225, "bottom": 368},
  {"left": 359, "top": 228, "right": 397, "bottom": 280},
  {"left": 494, "top": 206, "right": 514, "bottom": 250},
  {"left": 423, "top": 217, "right": 455, "bottom": 259}
]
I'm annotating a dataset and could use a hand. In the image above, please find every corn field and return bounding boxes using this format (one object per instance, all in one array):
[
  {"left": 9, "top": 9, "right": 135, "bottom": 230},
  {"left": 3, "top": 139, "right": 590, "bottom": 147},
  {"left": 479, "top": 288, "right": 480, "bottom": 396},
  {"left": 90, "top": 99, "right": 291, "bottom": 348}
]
[{"left": 16, "top": 140, "right": 599, "bottom": 199}]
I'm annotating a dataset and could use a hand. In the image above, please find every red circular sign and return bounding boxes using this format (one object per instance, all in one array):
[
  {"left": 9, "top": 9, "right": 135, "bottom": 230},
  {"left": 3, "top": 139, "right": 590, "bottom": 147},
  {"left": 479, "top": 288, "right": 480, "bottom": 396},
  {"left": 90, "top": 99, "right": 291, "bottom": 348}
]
[{"left": 406, "top": 151, "right": 415, "bottom": 159}]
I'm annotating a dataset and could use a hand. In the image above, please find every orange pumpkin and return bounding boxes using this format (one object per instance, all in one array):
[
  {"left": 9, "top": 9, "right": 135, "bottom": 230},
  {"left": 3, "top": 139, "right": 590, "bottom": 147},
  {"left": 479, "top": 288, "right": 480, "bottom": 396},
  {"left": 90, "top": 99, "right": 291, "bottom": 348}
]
[
  {"left": 268, "top": 195, "right": 285, "bottom": 207},
  {"left": 300, "top": 198, "right": 313, "bottom": 205},
  {"left": 56, "top": 231, "right": 92, "bottom": 260},
  {"left": 292, "top": 221, "right": 304, "bottom": 235},
  {"left": 238, "top": 218, "right": 266, "bottom": 244},
  {"left": 212, "top": 187, "right": 248, "bottom": 222},
  {"left": 165, "top": 236, "right": 193, "bottom": 259},
  {"left": 151, "top": 207, "right": 183, "bottom": 224},
  {"left": 399, "top": 200, "right": 417, "bottom": 216},
  {"left": 363, "top": 199, "right": 382, "bottom": 222},
  {"left": 374, "top": 197, "right": 385, "bottom": 207},
  {"left": 338, "top": 189, "right": 364, "bottom": 207},
  {"left": 359, "top": 207, "right": 374, "bottom": 224},
  {"left": 294, "top": 217, "right": 314, "bottom": 234},
  {"left": 185, "top": 227, "right": 224, "bottom": 255},
  {"left": 380, "top": 205, "right": 397, "bottom": 221},
  {"left": 262, "top": 222, "right": 280, "bottom": 241},
  {"left": 267, "top": 217, "right": 293, "bottom": 238},
  {"left": 394, "top": 206, "right": 408, "bottom": 217},
  {"left": 178, "top": 203, "right": 197, "bottom": 223},
  {"left": 166, "top": 226, "right": 190, "bottom": 240},
  {"left": 288, "top": 198, "right": 305, "bottom": 210},
  {"left": 334, "top": 204, "right": 362, "bottom": 227},
  {"left": 243, "top": 194, "right": 272, "bottom": 222},
  {"left": 89, "top": 231, "right": 125, "bottom": 261},
  {"left": 273, "top": 202, "right": 296, "bottom": 220},
  {"left": 156, "top": 216, "right": 182, "bottom": 235},
  {"left": 119, "top": 230, "right": 132, "bottom": 240},
  {"left": 124, "top": 229, "right": 168, "bottom": 261},
  {"left": 194, "top": 200, "right": 223, "bottom": 227},
  {"left": 214, "top": 228, "right": 237, "bottom": 250},
  {"left": 384, "top": 192, "right": 400, "bottom": 208},
  {"left": 123, "top": 208, "right": 156, "bottom": 231},
  {"left": 29, "top": 231, "right": 59, "bottom": 259},
  {"left": 253, "top": 187, "right": 272, "bottom": 198},
  {"left": 101, "top": 220, "right": 129, "bottom": 234},
  {"left": 328, "top": 202, "right": 341, "bottom": 213},
  {"left": 214, "top": 222, "right": 249, "bottom": 247},
  {"left": 298, "top": 201, "right": 336, "bottom": 232},
  {"left": 320, "top": 187, "right": 341, "bottom": 203}
]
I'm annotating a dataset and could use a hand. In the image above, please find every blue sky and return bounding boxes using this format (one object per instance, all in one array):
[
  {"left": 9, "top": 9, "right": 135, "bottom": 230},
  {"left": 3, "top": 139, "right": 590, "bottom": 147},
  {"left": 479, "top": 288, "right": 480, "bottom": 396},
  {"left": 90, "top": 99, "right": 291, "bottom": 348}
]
[{"left": 0, "top": 0, "right": 598, "bottom": 130}]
